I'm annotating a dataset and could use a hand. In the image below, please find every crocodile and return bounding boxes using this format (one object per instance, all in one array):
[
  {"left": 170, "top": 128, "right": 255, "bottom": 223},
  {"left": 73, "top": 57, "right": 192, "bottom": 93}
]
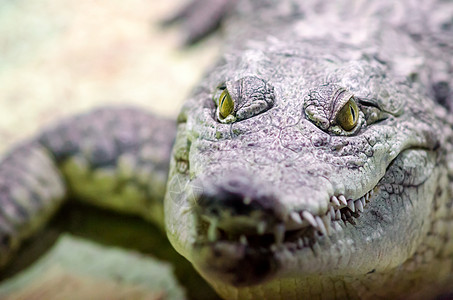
[{"left": 1, "top": 0, "right": 453, "bottom": 299}]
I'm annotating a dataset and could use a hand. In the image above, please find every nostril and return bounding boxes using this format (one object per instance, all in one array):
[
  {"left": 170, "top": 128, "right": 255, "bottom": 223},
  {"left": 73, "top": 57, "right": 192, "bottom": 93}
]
[
  {"left": 226, "top": 179, "right": 241, "bottom": 189},
  {"left": 224, "top": 176, "right": 251, "bottom": 193}
]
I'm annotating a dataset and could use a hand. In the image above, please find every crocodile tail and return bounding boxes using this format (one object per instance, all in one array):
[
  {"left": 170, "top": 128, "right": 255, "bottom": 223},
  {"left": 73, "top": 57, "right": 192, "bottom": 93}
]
[
  {"left": 0, "top": 142, "right": 66, "bottom": 268},
  {"left": 37, "top": 107, "right": 176, "bottom": 230},
  {"left": 0, "top": 107, "right": 176, "bottom": 268}
]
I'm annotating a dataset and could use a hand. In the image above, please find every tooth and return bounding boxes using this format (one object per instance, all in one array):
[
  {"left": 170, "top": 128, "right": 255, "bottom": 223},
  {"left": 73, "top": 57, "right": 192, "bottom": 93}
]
[
  {"left": 315, "top": 216, "right": 327, "bottom": 235},
  {"left": 304, "top": 237, "right": 310, "bottom": 246},
  {"left": 313, "top": 241, "right": 322, "bottom": 253},
  {"left": 208, "top": 220, "right": 218, "bottom": 241},
  {"left": 330, "top": 207, "right": 335, "bottom": 220},
  {"left": 257, "top": 221, "right": 266, "bottom": 235},
  {"left": 302, "top": 211, "right": 318, "bottom": 228},
  {"left": 347, "top": 199, "right": 355, "bottom": 212},
  {"left": 297, "top": 238, "right": 304, "bottom": 248},
  {"left": 338, "top": 195, "right": 348, "bottom": 206},
  {"left": 335, "top": 209, "right": 341, "bottom": 220},
  {"left": 181, "top": 206, "right": 191, "bottom": 214},
  {"left": 290, "top": 211, "right": 303, "bottom": 224},
  {"left": 361, "top": 197, "right": 366, "bottom": 207},
  {"left": 322, "top": 215, "right": 331, "bottom": 235},
  {"left": 365, "top": 193, "right": 370, "bottom": 202},
  {"left": 341, "top": 212, "right": 347, "bottom": 221},
  {"left": 331, "top": 196, "right": 340, "bottom": 207},
  {"left": 274, "top": 224, "right": 285, "bottom": 245},
  {"left": 355, "top": 199, "right": 364, "bottom": 212},
  {"left": 240, "top": 235, "right": 248, "bottom": 245}
]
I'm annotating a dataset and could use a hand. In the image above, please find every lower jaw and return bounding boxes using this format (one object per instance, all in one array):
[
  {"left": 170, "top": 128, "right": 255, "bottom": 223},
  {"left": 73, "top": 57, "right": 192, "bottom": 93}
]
[
  {"left": 190, "top": 193, "right": 380, "bottom": 288},
  {"left": 193, "top": 186, "right": 378, "bottom": 260},
  {"left": 190, "top": 205, "right": 356, "bottom": 287},
  {"left": 195, "top": 261, "right": 355, "bottom": 300}
]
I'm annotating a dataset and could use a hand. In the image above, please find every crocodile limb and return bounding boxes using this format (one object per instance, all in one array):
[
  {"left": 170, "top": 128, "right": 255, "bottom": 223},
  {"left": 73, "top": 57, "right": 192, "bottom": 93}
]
[{"left": 0, "top": 107, "right": 176, "bottom": 268}]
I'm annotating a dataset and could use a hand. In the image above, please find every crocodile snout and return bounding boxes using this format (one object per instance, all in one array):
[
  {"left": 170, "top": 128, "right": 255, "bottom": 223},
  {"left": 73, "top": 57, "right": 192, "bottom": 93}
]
[{"left": 194, "top": 172, "right": 285, "bottom": 235}]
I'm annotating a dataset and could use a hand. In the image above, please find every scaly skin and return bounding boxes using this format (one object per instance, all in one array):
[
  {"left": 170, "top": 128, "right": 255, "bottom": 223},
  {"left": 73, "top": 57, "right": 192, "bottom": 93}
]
[
  {"left": 165, "top": 0, "right": 453, "bottom": 299},
  {"left": 1, "top": 0, "right": 453, "bottom": 299},
  {"left": 0, "top": 108, "right": 176, "bottom": 267}
]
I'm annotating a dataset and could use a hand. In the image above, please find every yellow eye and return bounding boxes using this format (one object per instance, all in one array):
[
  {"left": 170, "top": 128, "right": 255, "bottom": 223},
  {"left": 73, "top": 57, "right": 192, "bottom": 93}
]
[
  {"left": 218, "top": 89, "right": 234, "bottom": 119},
  {"left": 336, "top": 98, "right": 359, "bottom": 131}
]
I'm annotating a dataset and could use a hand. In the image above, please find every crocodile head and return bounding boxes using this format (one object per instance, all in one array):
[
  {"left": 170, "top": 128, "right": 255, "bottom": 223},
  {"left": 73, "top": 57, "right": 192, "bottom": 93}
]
[{"left": 164, "top": 40, "right": 449, "bottom": 298}]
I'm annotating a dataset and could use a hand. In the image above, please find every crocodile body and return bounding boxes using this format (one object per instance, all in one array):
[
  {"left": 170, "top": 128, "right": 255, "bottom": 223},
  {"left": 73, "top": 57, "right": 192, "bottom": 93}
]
[{"left": 1, "top": 0, "right": 453, "bottom": 299}]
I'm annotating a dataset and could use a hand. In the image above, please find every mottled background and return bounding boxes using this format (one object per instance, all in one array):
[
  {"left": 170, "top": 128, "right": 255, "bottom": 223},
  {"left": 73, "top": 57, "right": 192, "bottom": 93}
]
[{"left": 0, "top": 0, "right": 219, "bottom": 154}]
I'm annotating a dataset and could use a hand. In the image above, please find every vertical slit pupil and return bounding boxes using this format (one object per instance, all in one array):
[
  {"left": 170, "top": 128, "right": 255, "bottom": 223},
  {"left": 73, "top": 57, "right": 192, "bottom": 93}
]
[{"left": 350, "top": 104, "right": 356, "bottom": 121}]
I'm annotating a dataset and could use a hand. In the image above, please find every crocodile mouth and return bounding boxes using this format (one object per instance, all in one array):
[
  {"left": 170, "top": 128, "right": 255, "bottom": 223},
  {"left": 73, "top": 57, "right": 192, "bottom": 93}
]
[
  {"left": 196, "top": 188, "right": 376, "bottom": 249},
  {"left": 192, "top": 187, "right": 377, "bottom": 285}
]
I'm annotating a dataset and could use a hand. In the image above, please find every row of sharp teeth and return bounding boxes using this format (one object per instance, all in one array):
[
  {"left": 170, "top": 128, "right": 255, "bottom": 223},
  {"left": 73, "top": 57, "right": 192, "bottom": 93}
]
[
  {"left": 207, "top": 189, "right": 375, "bottom": 246},
  {"left": 329, "top": 189, "right": 374, "bottom": 220},
  {"left": 286, "top": 189, "right": 375, "bottom": 236}
]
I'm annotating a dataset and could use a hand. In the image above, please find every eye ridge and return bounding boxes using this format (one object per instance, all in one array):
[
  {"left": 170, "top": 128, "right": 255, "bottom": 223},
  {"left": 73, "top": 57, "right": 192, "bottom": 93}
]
[
  {"left": 213, "top": 76, "right": 275, "bottom": 124},
  {"left": 304, "top": 83, "right": 363, "bottom": 135}
]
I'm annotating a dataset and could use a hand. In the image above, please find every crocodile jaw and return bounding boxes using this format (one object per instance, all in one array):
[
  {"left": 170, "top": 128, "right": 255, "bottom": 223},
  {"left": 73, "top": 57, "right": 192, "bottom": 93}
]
[{"left": 165, "top": 147, "right": 439, "bottom": 292}]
